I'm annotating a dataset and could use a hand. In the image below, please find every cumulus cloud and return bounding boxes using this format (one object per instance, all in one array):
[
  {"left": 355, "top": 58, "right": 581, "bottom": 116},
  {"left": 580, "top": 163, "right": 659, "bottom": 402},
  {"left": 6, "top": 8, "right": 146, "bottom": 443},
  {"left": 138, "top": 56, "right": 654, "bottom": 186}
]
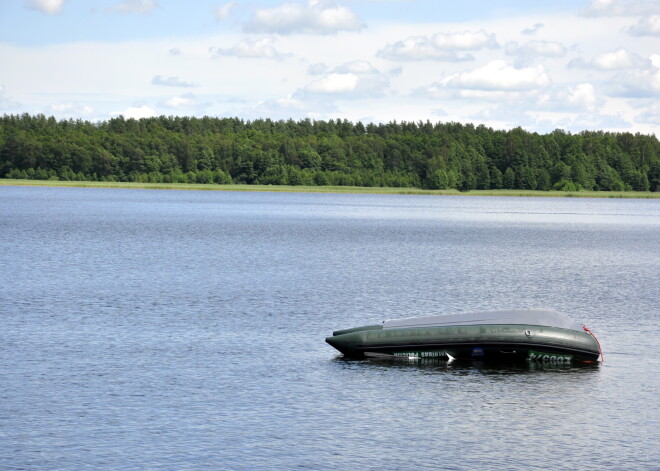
[
  {"left": 426, "top": 30, "right": 498, "bottom": 50},
  {"left": 152, "top": 75, "right": 197, "bottom": 87},
  {"left": 298, "top": 60, "right": 389, "bottom": 98},
  {"left": 24, "top": 0, "right": 65, "bottom": 14},
  {"left": 505, "top": 40, "right": 566, "bottom": 59},
  {"left": 522, "top": 23, "right": 544, "bottom": 35},
  {"left": 627, "top": 15, "right": 660, "bottom": 36},
  {"left": 564, "top": 83, "right": 599, "bottom": 110},
  {"left": 213, "top": 2, "right": 237, "bottom": 21},
  {"left": 651, "top": 54, "right": 660, "bottom": 67},
  {"left": 334, "top": 61, "right": 379, "bottom": 75},
  {"left": 112, "top": 105, "right": 157, "bottom": 119},
  {"left": 635, "top": 100, "right": 660, "bottom": 124},
  {"left": 582, "top": 0, "right": 660, "bottom": 17},
  {"left": 161, "top": 93, "right": 211, "bottom": 110},
  {"left": 243, "top": 0, "right": 365, "bottom": 35},
  {"left": 415, "top": 84, "right": 529, "bottom": 102},
  {"left": 163, "top": 95, "right": 195, "bottom": 109},
  {"left": 537, "top": 83, "right": 600, "bottom": 111},
  {"left": 106, "top": 0, "right": 160, "bottom": 15},
  {"left": 168, "top": 48, "right": 181, "bottom": 56},
  {"left": 441, "top": 60, "right": 551, "bottom": 91},
  {"left": 569, "top": 48, "right": 648, "bottom": 70},
  {"left": 377, "top": 30, "right": 498, "bottom": 62},
  {"left": 306, "top": 73, "right": 359, "bottom": 93},
  {"left": 252, "top": 94, "right": 337, "bottom": 120},
  {"left": 49, "top": 101, "right": 94, "bottom": 117},
  {"left": 607, "top": 67, "right": 660, "bottom": 97},
  {"left": 469, "top": 101, "right": 630, "bottom": 133},
  {"left": 554, "top": 113, "right": 631, "bottom": 132},
  {"left": 212, "top": 38, "right": 289, "bottom": 59}
]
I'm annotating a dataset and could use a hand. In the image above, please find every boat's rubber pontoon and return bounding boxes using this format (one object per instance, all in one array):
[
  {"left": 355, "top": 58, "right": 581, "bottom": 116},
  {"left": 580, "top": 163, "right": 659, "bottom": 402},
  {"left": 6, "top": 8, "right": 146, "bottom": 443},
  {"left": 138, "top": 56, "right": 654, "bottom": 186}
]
[{"left": 326, "top": 308, "right": 602, "bottom": 364}]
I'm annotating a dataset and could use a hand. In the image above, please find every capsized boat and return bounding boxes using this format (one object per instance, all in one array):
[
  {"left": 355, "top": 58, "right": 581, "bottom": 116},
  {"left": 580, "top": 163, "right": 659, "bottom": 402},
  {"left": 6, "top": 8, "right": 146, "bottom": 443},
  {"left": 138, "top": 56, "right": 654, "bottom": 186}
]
[{"left": 326, "top": 308, "right": 602, "bottom": 364}]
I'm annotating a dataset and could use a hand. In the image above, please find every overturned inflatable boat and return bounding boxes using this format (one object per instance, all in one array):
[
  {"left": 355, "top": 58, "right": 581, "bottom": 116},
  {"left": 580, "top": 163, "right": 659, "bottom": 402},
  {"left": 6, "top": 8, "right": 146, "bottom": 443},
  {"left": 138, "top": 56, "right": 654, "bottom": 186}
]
[{"left": 326, "top": 308, "right": 602, "bottom": 364}]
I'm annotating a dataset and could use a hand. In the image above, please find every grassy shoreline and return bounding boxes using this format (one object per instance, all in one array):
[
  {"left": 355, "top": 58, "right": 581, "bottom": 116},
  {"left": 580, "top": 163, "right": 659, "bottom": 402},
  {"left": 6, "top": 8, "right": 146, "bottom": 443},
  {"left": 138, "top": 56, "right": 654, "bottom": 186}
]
[{"left": 1, "top": 178, "right": 658, "bottom": 198}]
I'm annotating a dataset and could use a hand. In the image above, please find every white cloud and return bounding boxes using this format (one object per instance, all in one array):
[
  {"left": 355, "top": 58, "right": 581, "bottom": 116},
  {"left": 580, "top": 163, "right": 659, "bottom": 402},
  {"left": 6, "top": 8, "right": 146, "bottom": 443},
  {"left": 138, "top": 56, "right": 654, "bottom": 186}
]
[
  {"left": 505, "top": 40, "right": 566, "bottom": 58},
  {"left": 379, "top": 36, "right": 466, "bottom": 61},
  {"left": 24, "top": 0, "right": 65, "bottom": 14},
  {"left": 554, "top": 112, "right": 631, "bottom": 132},
  {"left": 243, "top": 0, "right": 365, "bottom": 35},
  {"left": 651, "top": 54, "right": 660, "bottom": 67},
  {"left": 569, "top": 48, "right": 647, "bottom": 70},
  {"left": 415, "top": 85, "right": 530, "bottom": 101},
  {"left": 377, "top": 30, "right": 498, "bottom": 61},
  {"left": 112, "top": 105, "right": 156, "bottom": 119},
  {"left": 163, "top": 95, "right": 195, "bottom": 109},
  {"left": 298, "top": 61, "right": 389, "bottom": 98},
  {"left": 213, "top": 2, "right": 237, "bottom": 21},
  {"left": 608, "top": 67, "right": 660, "bottom": 97},
  {"left": 627, "top": 15, "right": 660, "bottom": 36},
  {"left": 334, "top": 61, "right": 378, "bottom": 74},
  {"left": 537, "top": 83, "right": 600, "bottom": 111},
  {"left": 635, "top": 100, "right": 660, "bottom": 124},
  {"left": 441, "top": 60, "right": 551, "bottom": 91},
  {"left": 161, "top": 93, "right": 211, "bottom": 110},
  {"left": 594, "top": 49, "right": 645, "bottom": 69},
  {"left": 306, "top": 73, "right": 359, "bottom": 93},
  {"left": 152, "top": 75, "right": 197, "bottom": 87},
  {"left": 49, "top": 101, "right": 94, "bottom": 116},
  {"left": 566, "top": 83, "right": 599, "bottom": 110},
  {"left": 168, "top": 48, "right": 181, "bottom": 56},
  {"left": 107, "top": 0, "right": 159, "bottom": 15},
  {"left": 582, "top": 0, "right": 660, "bottom": 17},
  {"left": 469, "top": 102, "right": 631, "bottom": 133},
  {"left": 252, "top": 94, "right": 337, "bottom": 120},
  {"left": 212, "top": 38, "right": 289, "bottom": 59},
  {"left": 522, "top": 23, "right": 544, "bottom": 35},
  {"left": 432, "top": 30, "right": 498, "bottom": 50}
]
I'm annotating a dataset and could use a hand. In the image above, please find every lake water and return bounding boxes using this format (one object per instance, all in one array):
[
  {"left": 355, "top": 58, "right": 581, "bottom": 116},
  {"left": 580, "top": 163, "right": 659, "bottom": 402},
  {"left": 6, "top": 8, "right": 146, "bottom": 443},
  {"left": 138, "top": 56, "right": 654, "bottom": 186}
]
[{"left": 1, "top": 186, "right": 658, "bottom": 470}]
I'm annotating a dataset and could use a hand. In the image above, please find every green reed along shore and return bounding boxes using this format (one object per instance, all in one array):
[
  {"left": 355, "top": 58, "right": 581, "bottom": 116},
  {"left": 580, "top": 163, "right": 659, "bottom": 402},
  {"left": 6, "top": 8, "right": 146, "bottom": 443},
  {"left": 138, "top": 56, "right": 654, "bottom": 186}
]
[{"left": 2, "top": 179, "right": 659, "bottom": 198}]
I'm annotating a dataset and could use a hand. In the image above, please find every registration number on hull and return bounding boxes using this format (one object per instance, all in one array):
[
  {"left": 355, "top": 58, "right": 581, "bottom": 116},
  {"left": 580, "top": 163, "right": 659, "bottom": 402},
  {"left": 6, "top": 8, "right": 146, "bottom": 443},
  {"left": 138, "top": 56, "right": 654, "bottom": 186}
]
[{"left": 527, "top": 350, "right": 573, "bottom": 364}]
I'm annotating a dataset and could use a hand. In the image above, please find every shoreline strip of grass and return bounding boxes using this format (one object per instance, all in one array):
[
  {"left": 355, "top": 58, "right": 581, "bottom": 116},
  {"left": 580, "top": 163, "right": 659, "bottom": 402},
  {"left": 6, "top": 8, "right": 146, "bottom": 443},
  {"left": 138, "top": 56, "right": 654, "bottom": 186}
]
[{"left": 1, "top": 179, "right": 658, "bottom": 199}]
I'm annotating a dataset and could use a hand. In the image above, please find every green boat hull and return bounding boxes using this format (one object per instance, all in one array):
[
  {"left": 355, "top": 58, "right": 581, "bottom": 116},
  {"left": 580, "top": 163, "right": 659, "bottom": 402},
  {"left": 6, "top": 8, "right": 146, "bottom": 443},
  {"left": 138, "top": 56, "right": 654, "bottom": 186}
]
[{"left": 326, "top": 323, "right": 601, "bottom": 364}]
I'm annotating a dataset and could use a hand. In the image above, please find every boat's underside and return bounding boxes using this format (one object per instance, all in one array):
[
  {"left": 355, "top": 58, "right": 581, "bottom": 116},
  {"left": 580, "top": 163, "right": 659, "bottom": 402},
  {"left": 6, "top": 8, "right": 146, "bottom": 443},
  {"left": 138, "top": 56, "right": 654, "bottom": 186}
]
[{"left": 326, "top": 323, "right": 601, "bottom": 364}]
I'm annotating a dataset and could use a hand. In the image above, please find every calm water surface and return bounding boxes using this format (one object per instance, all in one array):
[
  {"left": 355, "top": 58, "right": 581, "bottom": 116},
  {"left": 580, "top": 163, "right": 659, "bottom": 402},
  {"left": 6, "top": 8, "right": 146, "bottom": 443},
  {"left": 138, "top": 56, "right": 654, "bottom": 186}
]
[{"left": 1, "top": 186, "right": 658, "bottom": 470}]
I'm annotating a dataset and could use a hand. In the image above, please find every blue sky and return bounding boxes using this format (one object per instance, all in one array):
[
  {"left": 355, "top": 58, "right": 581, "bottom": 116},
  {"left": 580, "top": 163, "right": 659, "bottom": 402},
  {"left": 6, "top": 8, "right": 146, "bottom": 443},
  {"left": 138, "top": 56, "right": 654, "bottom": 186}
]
[{"left": 1, "top": 0, "right": 659, "bottom": 134}]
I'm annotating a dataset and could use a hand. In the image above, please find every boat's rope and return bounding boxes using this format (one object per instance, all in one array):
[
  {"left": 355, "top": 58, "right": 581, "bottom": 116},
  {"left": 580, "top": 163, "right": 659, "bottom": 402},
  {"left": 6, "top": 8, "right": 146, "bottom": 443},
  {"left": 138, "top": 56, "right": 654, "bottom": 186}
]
[{"left": 583, "top": 325, "right": 604, "bottom": 362}]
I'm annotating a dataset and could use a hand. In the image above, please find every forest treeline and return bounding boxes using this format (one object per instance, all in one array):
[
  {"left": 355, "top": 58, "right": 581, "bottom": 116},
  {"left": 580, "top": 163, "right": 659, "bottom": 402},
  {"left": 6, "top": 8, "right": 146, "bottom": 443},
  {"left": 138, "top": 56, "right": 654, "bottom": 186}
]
[{"left": 1, "top": 113, "right": 659, "bottom": 192}]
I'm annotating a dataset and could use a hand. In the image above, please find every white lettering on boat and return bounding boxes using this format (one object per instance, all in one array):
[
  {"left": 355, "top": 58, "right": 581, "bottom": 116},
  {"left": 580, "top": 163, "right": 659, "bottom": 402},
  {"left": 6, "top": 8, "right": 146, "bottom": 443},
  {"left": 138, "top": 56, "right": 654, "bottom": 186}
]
[
  {"left": 527, "top": 350, "right": 572, "bottom": 364},
  {"left": 393, "top": 351, "right": 448, "bottom": 358}
]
